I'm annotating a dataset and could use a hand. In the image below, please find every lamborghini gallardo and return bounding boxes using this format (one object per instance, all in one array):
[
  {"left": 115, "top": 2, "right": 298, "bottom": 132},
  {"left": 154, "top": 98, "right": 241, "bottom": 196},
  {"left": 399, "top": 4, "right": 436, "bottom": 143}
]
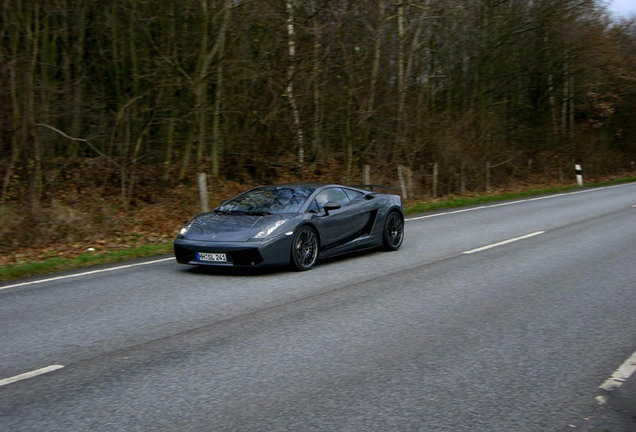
[{"left": 174, "top": 183, "right": 404, "bottom": 271}]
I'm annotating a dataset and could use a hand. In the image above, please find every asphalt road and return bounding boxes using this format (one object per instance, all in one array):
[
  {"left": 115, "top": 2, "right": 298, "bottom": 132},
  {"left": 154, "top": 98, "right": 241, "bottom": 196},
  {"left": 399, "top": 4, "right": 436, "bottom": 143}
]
[{"left": 1, "top": 183, "right": 636, "bottom": 431}]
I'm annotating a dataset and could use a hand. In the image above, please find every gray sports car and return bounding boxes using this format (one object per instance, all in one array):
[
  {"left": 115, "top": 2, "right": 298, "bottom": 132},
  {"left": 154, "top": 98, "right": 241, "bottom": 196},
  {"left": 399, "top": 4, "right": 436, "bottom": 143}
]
[{"left": 174, "top": 183, "right": 404, "bottom": 271}]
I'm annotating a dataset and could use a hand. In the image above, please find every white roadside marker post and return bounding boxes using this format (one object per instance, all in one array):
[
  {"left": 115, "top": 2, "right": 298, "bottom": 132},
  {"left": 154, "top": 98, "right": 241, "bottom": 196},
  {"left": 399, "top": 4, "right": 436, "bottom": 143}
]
[{"left": 575, "top": 164, "right": 583, "bottom": 186}]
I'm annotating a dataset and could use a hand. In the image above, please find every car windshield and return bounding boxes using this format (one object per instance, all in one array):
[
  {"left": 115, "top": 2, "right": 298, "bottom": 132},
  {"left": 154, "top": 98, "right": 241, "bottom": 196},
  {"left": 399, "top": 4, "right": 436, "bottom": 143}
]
[{"left": 216, "top": 186, "right": 315, "bottom": 215}]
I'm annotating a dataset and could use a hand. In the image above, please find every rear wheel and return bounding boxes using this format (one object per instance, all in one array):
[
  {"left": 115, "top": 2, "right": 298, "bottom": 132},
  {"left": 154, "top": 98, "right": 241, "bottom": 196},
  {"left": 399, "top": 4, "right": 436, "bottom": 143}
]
[
  {"left": 291, "top": 226, "right": 319, "bottom": 271},
  {"left": 382, "top": 211, "right": 404, "bottom": 251}
]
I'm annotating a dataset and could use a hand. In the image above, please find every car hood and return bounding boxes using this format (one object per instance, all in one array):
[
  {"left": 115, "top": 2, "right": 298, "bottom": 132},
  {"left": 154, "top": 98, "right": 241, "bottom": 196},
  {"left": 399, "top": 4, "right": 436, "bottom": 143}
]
[{"left": 183, "top": 212, "right": 293, "bottom": 242}]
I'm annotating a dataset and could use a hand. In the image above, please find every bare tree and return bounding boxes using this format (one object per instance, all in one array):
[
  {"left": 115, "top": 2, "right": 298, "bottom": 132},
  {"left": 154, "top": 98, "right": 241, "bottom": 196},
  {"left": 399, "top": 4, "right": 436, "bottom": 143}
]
[{"left": 286, "top": 0, "right": 306, "bottom": 178}]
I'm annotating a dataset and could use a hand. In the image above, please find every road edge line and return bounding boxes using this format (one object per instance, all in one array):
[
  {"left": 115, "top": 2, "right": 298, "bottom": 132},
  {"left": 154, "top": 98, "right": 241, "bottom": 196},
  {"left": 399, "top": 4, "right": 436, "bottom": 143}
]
[{"left": 0, "top": 257, "right": 174, "bottom": 292}]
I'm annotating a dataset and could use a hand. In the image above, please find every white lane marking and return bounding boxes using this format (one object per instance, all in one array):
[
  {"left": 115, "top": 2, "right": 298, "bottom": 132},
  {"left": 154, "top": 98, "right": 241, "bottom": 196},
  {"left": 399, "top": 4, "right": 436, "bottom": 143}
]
[
  {"left": 462, "top": 231, "right": 545, "bottom": 255},
  {"left": 406, "top": 206, "right": 488, "bottom": 221},
  {"left": 0, "top": 364, "right": 65, "bottom": 387},
  {"left": 405, "top": 184, "right": 633, "bottom": 222},
  {"left": 599, "top": 350, "right": 636, "bottom": 392},
  {"left": 0, "top": 257, "right": 174, "bottom": 292}
]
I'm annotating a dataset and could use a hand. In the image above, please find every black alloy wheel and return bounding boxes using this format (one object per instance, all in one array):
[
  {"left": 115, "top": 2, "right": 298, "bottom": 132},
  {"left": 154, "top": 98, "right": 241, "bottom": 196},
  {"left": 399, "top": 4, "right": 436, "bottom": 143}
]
[
  {"left": 291, "top": 226, "right": 319, "bottom": 271},
  {"left": 382, "top": 211, "right": 404, "bottom": 251}
]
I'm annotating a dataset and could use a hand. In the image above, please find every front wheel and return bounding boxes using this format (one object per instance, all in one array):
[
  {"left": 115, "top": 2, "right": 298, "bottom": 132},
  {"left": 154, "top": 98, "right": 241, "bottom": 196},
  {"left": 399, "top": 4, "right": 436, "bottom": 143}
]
[
  {"left": 382, "top": 211, "right": 404, "bottom": 251},
  {"left": 291, "top": 226, "right": 319, "bottom": 271}
]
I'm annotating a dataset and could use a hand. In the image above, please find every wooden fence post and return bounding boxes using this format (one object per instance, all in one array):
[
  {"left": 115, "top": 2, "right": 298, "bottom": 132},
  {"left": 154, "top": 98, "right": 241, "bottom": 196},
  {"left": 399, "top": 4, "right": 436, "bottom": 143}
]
[
  {"left": 406, "top": 166, "right": 413, "bottom": 197},
  {"left": 198, "top": 172, "right": 209, "bottom": 213},
  {"left": 432, "top": 162, "right": 438, "bottom": 198},
  {"left": 486, "top": 161, "right": 491, "bottom": 193},
  {"left": 397, "top": 165, "right": 408, "bottom": 199},
  {"left": 460, "top": 160, "right": 466, "bottom": 195}
]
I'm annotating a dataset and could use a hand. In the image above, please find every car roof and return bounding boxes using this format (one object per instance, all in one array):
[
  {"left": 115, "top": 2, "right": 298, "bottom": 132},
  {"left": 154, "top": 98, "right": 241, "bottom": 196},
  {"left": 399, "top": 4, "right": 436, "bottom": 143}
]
[
  {"left": 262, "top": 183, "right": 364, "bottom": 190},
  {"left": 262, "top": 182, "right": 325, "bottom": 188}
]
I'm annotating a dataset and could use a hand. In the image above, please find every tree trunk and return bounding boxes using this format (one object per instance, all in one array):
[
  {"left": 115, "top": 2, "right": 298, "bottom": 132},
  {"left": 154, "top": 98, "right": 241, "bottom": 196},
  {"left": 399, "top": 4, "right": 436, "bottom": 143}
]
[
  {"left": 311, "top": 6, "right": 323, "bottom": 160},
  {"left": 26, "top": 3, "right": 42, "bottom": 212},
  {"left": 395, "top": 0, "right": 406, "bottom": 160},
  {"left": 211, "top": 0, "right": 232, "bottom": 178},
  {"left": 286, "top": 0, "right": 305, "bottom": 179}
]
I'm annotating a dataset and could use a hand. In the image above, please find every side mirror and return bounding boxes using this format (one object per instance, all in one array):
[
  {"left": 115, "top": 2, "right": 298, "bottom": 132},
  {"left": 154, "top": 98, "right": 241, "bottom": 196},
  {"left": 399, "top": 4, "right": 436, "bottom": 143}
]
[{"left": 322, "top": 202, "right": 341, "bottom": 215}]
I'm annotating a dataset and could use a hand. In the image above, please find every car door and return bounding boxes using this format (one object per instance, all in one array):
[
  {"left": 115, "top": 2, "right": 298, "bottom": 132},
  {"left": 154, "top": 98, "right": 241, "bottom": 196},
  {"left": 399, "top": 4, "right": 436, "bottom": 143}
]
[{"left": 313, "top": 187, "right": 367, "bottom": 247}]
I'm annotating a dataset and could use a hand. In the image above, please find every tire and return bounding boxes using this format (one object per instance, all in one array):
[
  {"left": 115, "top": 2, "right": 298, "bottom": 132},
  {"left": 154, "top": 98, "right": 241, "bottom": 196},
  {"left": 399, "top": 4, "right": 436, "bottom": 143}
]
[
  {"left": 291, "top": 225, "right": 319, "bottom": 271},
  {"left": 382, "top": 210, "right": 404, "bottom": 251}
]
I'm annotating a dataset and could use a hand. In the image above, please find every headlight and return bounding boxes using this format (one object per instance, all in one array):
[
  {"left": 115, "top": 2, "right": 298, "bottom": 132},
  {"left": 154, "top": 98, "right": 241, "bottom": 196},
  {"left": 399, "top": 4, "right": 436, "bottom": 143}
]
[
  {"left": 254, "top": 220, "right": 286, "bottom": 239},
  {"left": 178, "top": 222, "right": 193, "bottom": 237}
]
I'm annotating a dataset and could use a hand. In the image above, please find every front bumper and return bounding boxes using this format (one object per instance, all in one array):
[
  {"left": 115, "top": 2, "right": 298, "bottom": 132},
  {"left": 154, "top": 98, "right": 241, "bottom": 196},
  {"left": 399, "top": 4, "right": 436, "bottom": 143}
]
[{"left": 174, "top": 235, "right": 293, "bottom": 268}]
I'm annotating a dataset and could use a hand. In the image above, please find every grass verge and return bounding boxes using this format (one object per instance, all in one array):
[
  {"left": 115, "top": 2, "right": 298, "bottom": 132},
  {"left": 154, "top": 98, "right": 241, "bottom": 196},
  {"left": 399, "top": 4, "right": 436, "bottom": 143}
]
[
  {"left": 1, "top": 177, "right": 634, "bottom": 282},
  {"left": 404, "top": 177, "right": 636, "bottom": 214},
  {"left": 0, "top": 243, "right": 173, "bottom": 282}
]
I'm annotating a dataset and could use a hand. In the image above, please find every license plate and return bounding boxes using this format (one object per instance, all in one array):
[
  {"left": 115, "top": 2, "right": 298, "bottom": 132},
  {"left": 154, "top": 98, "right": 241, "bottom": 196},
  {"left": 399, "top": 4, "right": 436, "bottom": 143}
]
[{"left": 196, "top": 252, "right": 227, "bottom": 262}]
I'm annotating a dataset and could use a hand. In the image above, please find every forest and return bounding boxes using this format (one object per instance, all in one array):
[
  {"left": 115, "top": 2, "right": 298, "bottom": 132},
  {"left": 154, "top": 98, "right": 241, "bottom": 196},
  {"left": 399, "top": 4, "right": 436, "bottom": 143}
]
[{"left": 1, "top": 0, "right": 636, "bottom": 260}]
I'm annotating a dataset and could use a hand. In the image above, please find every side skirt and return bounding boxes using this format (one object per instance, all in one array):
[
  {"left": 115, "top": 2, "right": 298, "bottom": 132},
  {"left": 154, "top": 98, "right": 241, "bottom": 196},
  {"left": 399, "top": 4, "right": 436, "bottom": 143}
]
[{"left": 318, "top": 236, "right": 381, "bottom": 259}]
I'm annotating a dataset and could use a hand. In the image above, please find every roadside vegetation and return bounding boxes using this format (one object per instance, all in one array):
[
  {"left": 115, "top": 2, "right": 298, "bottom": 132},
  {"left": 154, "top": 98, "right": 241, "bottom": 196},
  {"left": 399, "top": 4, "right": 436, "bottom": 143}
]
[
  {"left": 2, "top": 176, "right": 634, "bottom": 282},
  {"left": 404, "top": 176, "right": 636, "bottom": 214},
  {"left": 0, "top": 244, "right": 172, "bottom": 282}
]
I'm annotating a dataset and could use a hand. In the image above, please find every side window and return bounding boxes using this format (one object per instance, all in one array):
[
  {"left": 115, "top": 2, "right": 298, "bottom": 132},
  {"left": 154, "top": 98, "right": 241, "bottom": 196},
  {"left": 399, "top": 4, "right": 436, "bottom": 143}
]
[
  {"left": 306, "top": 199, "right": 319, "bottom": 213},
  {"left": 343, "top": 189, "right": 364, "bottom": 201},
  {"left": 314, "top": 188, "right": 350, "bottom": 211}
]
